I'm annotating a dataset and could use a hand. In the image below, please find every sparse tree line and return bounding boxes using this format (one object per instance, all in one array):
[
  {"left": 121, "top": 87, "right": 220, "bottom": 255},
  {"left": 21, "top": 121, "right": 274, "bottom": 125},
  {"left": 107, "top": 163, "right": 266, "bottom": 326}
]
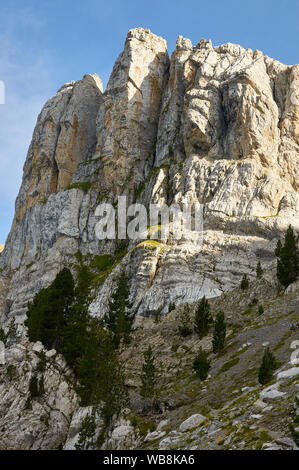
[
  {"left": 24, "top": 254, "right": 160, "bottom": 448},
  {"left": 25, "top": 262, "right": 133, "bottom": 436},
  {"left": 23, "top": 225, "right": 298, "bottom": 447},
  {"left": 240, "top": 225, "right": 299, "bottom": 291}
]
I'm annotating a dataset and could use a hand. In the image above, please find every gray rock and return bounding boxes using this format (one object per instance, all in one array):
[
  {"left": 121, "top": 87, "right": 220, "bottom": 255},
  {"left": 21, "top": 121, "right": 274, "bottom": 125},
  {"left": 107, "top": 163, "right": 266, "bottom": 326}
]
[{"left": 179, "top": 414, "right": 206, "bottom": 432}]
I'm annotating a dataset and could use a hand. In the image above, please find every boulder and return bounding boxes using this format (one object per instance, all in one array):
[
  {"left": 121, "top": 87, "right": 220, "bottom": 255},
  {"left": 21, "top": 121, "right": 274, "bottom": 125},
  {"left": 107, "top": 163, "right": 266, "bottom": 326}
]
[{"left": 179, "top": 414, "right": 206, "bottom": 432}]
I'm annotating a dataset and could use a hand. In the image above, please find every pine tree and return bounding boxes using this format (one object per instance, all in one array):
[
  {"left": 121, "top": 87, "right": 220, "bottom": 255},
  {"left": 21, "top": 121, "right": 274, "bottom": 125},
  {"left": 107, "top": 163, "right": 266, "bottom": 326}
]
[
  {"left": 194, "top": 296, "right": 212, "bottom": 338},
  {"left": 77, "top": 319, "right": 112, "bottom": 406},
  {"left": 75, "top": 412, "right": 96, "bottom": 450},
  {"left": 38, "top": 375, "right": 45, "bottom": 396},
  {"left": 256, "top": 261, "right": 263, "bottom": 279},
  {"left": 240, "top": 274, "right": 249, "bottom": 290},
  {"left": 61, "top": 303, "right": 89, "bottom": 372},
  {"left": 212, "top": 311, "right": 226, "bottom": 354},
  {"left": 25, "top": 267, "right": 75, "bottom": 351},
  {"left": 178, "top": 304, "right": 192, "bottom": 337},
  {"left": 276, "top": 225, "right": 299, "bottom": 287},
  {"left": 25, "top": 288, "right": 49, "bottom": 343},
  {"left": 258, "top": 347, "right": 277, "bottom": 385},
  {"left": 105, "top": 271, "right": 132, "bottom": 348},
  {"left": 193, "top": 348, "right": 211, "bottom": 380},
  {"left": 275, "top": 239, "right": 282, "bottom": 257},
  {"left": 42, "top": 267, "right": 75, "bottom": 350},
  {"left": 62, "top": 258, "right": 93, "bottom": 371},
  {"left": 258, "top": 305, "right": 264, "bottom": 315},
  {"left": 140, "top": 345, "right": 157, "bottom": 399},
  {"left": 76, "top": 317, "right": 128, "bottom": 426},
  {"left": 29, "top": 375, "right": 39, "bottom": 398},
  {"left": 100, "top": 353, "right": 128, "bottom": 426}
]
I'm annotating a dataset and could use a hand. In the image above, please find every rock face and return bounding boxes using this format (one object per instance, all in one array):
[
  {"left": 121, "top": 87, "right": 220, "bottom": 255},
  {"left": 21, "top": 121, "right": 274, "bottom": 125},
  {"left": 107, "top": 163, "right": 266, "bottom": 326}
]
[
  {"left": 1, "top": 28, "right": 298, "bottom": 324},
  {"left": 0, "top": 340, "right": 78, "bottom": 450},
  {"left": 0, "top": 28, "right": 298, "bottom": 449},
  {"left": 95, "top": 28, "right": 169, "bottom": 193}
]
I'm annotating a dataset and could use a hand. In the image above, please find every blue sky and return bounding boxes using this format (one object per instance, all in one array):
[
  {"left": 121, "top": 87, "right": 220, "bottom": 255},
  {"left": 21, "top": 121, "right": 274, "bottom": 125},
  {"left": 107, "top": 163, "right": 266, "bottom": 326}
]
[{"left": 0, "top": 0, "right": 298, "bottom": 244}]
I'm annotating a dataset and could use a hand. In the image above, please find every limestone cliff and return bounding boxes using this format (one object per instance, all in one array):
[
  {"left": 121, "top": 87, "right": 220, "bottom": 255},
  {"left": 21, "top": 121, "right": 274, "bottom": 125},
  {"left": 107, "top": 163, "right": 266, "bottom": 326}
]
[{"left": 0, "top": 28, "right": 298, "bottom": 450}]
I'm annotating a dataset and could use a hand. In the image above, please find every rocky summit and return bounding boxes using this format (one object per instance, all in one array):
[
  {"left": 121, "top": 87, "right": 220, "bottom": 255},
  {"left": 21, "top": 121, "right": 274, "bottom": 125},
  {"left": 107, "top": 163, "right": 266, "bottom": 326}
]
[{"left": 0, "top": 28, "right": 298, "bottom": 450}]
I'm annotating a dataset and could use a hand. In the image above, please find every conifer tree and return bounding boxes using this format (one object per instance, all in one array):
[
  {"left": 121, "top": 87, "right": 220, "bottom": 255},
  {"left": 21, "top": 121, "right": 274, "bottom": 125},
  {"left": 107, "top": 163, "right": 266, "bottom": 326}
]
[
  {"left": 25, "top": 288, "right": 50, "bottom": 343},
  {"left": 276, "top": 225, "right": 299, "bottom": 287},
  {"left": 258, "top": 347, "right": 277, "bottom": 385},
  {"left": 62, "top": 258, "right": 94, "bottom": 370},
  {"left": 100, "top": 353, "right": 128, "bottom": 426},
  {"left": 194, "top": 296, "right": 212, "bottom": 338},
  {"left": 275, "top": 239, "right": 282, "bottom": 257},
  {"left": 193, "top": 348, "right": 211, "bottom": 380},
  {"left": 61, "top": 303, "right": 89, "bottom": 371},
  {"left": 42, "top": 267, "right": 75, "bottom": 350},
  {"left": 178, "top": 304, "right": 192, "bottom": 337},
  {"left": 258, "top": 305, "right": 264, "bottom": 315},
  {"left": 76, "top": 317, "right": 128, "bottom": 426},
  {"left": 29, "top": 375, "right": 40, "bottom": 398},
  {"left": 105, "top": 271, "right": 132, "bottom": 348},
  {"left": 140, "top": 345, "right": 157, "bottom": 399},
  {"left": 240, "top": 274, "right": 249, "bottom": 290},
  {"left": 77, "top": 319, "right": 112, "bottom": 406},
  {"left": 212, "top": 311, "right": 226, "bottom": 354},
  {"left": 256, "top": 261, "right": 263, "bottom": 279},
  {"left": 75, "top": 413, "right": 96, "bottom": 450},
  {"left": 25, "top": 267, "right": 75, "bottom": 351}
]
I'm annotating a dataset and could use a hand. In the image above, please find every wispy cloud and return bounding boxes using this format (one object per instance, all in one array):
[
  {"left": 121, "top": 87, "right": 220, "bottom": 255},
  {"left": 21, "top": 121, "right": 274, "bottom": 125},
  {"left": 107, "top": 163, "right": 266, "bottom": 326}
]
[{"left": 0, "top": 5, "right": 54, "bottom": 243}]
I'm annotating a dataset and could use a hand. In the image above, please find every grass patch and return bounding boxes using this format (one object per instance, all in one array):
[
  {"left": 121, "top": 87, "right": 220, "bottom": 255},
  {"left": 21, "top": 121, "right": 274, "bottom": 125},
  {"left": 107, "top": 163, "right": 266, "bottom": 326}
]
[
  {"left": 65, "top": 181, "right": 92, "bottom": 193},
  {"left": 136, "top": 240, "right": 162, "bottom": 250},
  {"left": 217, "top": 357, "right": 240, "bottom": 375}
]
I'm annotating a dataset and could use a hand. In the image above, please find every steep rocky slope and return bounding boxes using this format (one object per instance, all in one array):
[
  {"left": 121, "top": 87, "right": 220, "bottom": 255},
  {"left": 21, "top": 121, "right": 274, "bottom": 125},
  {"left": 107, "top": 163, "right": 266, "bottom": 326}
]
[{"left": 0, "top": 28, "right": 298, "bottom": 449}]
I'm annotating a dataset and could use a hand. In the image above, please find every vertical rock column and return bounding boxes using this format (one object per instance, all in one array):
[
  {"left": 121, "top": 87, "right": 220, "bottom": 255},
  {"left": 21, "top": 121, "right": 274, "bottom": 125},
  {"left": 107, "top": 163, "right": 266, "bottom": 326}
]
[{"left": 96, "top": 28, "right": 169, "bottom": 195}]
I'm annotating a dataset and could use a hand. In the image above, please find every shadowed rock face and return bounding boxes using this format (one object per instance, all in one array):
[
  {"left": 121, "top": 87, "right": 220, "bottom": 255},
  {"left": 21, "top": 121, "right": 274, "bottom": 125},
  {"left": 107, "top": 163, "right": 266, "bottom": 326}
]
[{"left": 0, "top": 27, "right": 298, "bottom": 323}]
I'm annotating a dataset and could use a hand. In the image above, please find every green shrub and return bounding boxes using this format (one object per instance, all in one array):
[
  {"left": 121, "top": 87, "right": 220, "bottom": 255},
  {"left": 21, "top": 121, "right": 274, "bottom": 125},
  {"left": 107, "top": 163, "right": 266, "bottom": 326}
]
[
  {"left": 29, "top": 375, "right": 40, "bottom": 398},
  {"left": 75, "top": 413, "right": 96, "bottom": 450},
  {"left": 36, "top": 351, "right": 47, "bottom": 372},
  {"left": 141, "top": 345, "right": 157, "bottom": 399},
  {"left": 7, "top": 364, "right": 16, "bottom": 380},
  {"left": 257, "top": 305, "right": 264, "bottom": 315},
  {"left": 276, "top": 225, "right": 299, "bottom": 287},
  {"left": 65, "top": 181, "right": 92, "bottom": 193},
  {"left": 218, "top": 357, "right": 239, "bottom": 375},
  {"left": 240, "top": 274, "right": 249, "bottom": 290},
  {"left": 258, "top": 347, "right": 277, "bottom": 385},
  {"left": 178, "top": 305, "right": 192, "bottom": 337},
  {"left": 193, "top": 348, "right": 211, "bottom": 380},
  {"left": 0, "top": 328, "right": 6, "bottom": 344},
  {"left": 212, "top": 311, "right": 226, "bottom": 354},
  {"left": 194, "top": 297, "right": 212, "bottom": 339},
  {"left": 256, "top": 261, "right": 263, "bottom": 279}
]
